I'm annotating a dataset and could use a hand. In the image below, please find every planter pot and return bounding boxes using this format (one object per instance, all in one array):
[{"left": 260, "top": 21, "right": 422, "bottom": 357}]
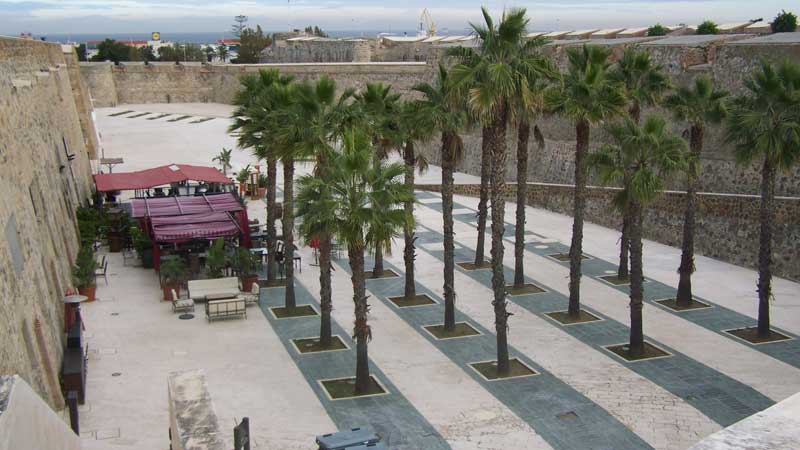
[
  {"left": 140, "top": 248, "right": 154, "bottom": 269},
  {"left": 108, "top": 233, "right": 124, "bottom": 253},
  {"left": 257, "top": 187, "right": 267, "bottom": 198},
  {"left": 78, "top": 285, "right": 96, "bottom": 302},
  {"left": 241, "top": 275, "right": 258, "bottom": 293},
  {"left": 162, "top": 283, "right": 180, "bottom": 301}
]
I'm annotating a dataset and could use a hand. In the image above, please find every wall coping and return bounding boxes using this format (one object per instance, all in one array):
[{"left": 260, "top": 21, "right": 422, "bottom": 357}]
[{"left": 416, "top": 182, "right": 800, "bottom": 202}]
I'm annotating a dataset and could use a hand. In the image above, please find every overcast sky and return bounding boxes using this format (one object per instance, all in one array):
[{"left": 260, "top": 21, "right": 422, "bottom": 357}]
[{"left": 0, "top": 0, "right": 793, "bottom": 35}]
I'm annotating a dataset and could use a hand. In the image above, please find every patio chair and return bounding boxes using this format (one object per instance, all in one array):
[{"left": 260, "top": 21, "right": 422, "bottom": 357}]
[
  {"left": 238, "top": 283, "right": 260, "bottom": 306},
  {"left": 171, "top": 289, "right": 195, "bottom": 313},
  {"left": 94, "top": 260, "right": 108, "bottom": 285}
]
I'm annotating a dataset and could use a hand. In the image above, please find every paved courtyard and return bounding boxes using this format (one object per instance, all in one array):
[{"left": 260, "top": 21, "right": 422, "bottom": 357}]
[{"left": 77, "top": 104, "right": 800, "bottom": 449}]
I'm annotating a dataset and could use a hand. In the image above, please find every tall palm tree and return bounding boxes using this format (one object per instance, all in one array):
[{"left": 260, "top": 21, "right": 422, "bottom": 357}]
[
  {"left": 302, "top": 128, "right": 410, "bottom": 394},
  {"left": 664, "top": 76, "right": 727, "bottom": 307},
  {"left": 275, "top": 76, "right": 355, "bottom": 315},
  {"left": 397, "top": 101, "right": 429, "bottom": 299},
  {"left": 450, "top": 7, "right": 542, "bottom": 373},
  {"left": 544, "top": 44, "right": 626, "bottom": 318},
  {"left": 354, "top": 82, "right": 402, "bottom": 278},
  {"left": 608, "top": 48, "right": 670, "bottom": 280},
  {"left": 212, "top": 147, "right": 233, "bottom": 175},
  {"left": 230, "top": 69, "right": 294, "bottom": 284},
  {"left": 725, "top": 59, "right": 800, "bottom": 338},
  {"left": 414, "top": 64, "right": 468, "bottom": 331},
  {"left": 508, "top": 38, "right": 553, "bottom": 288},
  {"left": 591, "top": 116, "right": 688, "bottom": 355}
]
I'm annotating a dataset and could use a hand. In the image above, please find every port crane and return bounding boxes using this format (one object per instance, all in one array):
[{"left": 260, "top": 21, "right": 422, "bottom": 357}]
[{"left": 419, "top": 9, "right": 436, "bottom": 37}]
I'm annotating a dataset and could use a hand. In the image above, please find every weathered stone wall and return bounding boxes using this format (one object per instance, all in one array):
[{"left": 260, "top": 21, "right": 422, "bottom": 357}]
[
  {"left": 78, "top": 61, "right": 118, "bottom": 107},
  {"left": 0, "top": 36, "right": 94, "bottom": 409},
  {"left": 420, "top": 34, "right": 800, "bottom": 197},
  {"left": 261, "top": 39, "right": 370, "bottom": 63},
  {"left": 80, "top": 61, "right": 432, "bottom": 106},
  {"left": 416, "top": 183, "right": 799, "bottom": 282}
]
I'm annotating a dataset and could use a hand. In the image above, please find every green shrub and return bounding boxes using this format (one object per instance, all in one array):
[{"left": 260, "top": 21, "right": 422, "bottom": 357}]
[
  {"left": 160, "top": 257, "right": 188, "bottom": 285},
  {"left": 76, "top": 206, "right": 104, "bottom": 245},
  {"left": 771, "top": 10, "right": 798, "bottom": 32},
  {"left": 646, "top": 24, "right": 669, "bottom": 36},
  {"left": 257, "top": 173, "right": 269, "bottom": 188},
  {"left": 696, "top": 20, "right": 719, "bottom": 35},
  {"left": 205, "top": 238, "right": 227, "bottom": 278},
  {"left": 234, "top": 247, "right": 257, "bottom": 277},
  {"left": 72, "top": 245, "right": 98, "bottom": 288}
]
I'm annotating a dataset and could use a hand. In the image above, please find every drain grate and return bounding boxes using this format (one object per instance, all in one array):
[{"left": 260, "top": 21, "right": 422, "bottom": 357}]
[
  {"left": 111, "top": 372, "right": 122, "bottom": 377},
  {"left": 557, "top": 411, "right": 579, "bottom": 421},
  {"left": 179, "top": 313, "right": 194, "bottom": 320}
]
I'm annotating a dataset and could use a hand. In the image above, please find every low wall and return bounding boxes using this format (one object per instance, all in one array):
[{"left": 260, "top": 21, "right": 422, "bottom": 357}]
[
  {"left": 80, "top": 61, "right": 431, "bottom": 107},
  {"left": 415, "top": 182, "right": 799, "bottom": 282},
  {"left": 168, "top": 370, "right": 225, "bottom": 450},
  {"left": 0, "top": 375, "right": 80, "bottom": 450}
]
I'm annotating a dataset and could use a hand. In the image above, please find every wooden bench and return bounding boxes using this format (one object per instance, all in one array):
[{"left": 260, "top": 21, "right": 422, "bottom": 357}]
[{"left": 205, "top": 297, "right": 247, "bottom": 322}]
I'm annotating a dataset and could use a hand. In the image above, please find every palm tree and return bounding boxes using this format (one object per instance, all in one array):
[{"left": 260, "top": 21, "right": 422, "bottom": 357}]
[
  {"left": 508, "top": 38, "right": 553, "bottom": 288},
  {"left": 725, "top": 59, "right": 800, "bottom": 338},
  {"left": 664, "top": 76, "right": 727, "bottom": 307},
  {"left": 354, "top": 82, "right": 402, "bottom": 278},
  {"left": 213, "top": 148, "right": 233, "bottom": 175},
  {"left": 544, "top": 44, "right": 626, "bottom": 318},
  {"left": 397, "top": 101, "right": 429, "bottom": 299},
  {"left": 414, "top": 65, "right": 468, "bottom": 331},
  {"left": 591, "top": 116, "right": 688, "bottom": 355},
  {"left": 216, "top": 44, "right": 229, "bottom": 63},
  {"left": 608, "top": 48, "right": 670, "bottom": 280},
  {"left": 272, "top": 76, "right": 355, "bottom": 312},
  {"left": 302, "top": 128, "right": 410, "bottom": 394},
  {"left": 230, "top": 69, "right": 294, "bottom": 284},
  {"left": 450, "top": 7, "right": 542, "bottom": 373}
]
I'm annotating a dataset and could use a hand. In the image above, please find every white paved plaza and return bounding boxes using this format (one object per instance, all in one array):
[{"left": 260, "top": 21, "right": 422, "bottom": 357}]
[{"left": 76, "top": 104, "right": 800, "bottom": 449}]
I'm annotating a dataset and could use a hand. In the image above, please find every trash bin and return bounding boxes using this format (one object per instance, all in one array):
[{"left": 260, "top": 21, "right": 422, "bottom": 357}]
[{"left": 316, "top": 426, "right": 381, "bottom": 450}]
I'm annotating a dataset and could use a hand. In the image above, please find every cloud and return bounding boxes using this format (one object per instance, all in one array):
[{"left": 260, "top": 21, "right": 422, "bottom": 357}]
[{"left": 0, "top": 0, "right": 790, "bottom": 34}]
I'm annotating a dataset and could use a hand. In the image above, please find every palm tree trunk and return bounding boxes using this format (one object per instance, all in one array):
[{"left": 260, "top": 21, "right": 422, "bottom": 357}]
[
  {"left": 568, "top": 120, "right": 590, "bottom": 317},
  {"left": 618, "top": 104, "right": 641, "bottom": 280},
  {"left": 318, "top": 233, "right": 332, "bottom": 347},
  {"left": 441, "top": 132, "right": 456, "bottom": 331},
  {"left": 474, "top": 127, "right": 491, "bottom": 265},
  {"left": 283, "top": 158, "right": 296, "bottom": 310},
  {"left": 372, "top": 245, "right": 384, "bottom": 277},
  {"left": 349, "top": 243, "right": 371, "bottom": 394},
  {"left": 490, "top": 104, "right": 510, "bottom": 374},
  {"left": 757, "top": 156, "right": 775, "bottom": 337},
  {"left": 403, "top": 141, "right": 416, "bottom": 299},
  {"left": 618, "top": 210, "right": 630, "bottom": 279},
  {"left": 266, "top": 157, "right": 278, "bottom": 282},
  {"left": 677, "top": 125, "right": 703, "bottom": 307},
  {"left": 628, "top": 200, "right": 645, "bottom": 356},
  {"left": 514, "top": 121, "right": 529, "bottom": 287}
]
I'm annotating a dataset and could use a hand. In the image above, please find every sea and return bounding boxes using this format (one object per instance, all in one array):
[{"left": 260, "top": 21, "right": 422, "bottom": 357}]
[{"left": 30, "top": 29, "right": 473, "bottom": 45}]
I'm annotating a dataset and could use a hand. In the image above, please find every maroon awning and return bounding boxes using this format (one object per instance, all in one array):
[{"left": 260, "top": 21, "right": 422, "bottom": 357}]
[
  {"left": 130, "top": 193, "right": 242, "bottom": 218},
  {"left": 94, "top": 164, "right": 231, "bottom": 192},
  {"left": 150, "top": 212, "right": 240, "bottom": 242}
]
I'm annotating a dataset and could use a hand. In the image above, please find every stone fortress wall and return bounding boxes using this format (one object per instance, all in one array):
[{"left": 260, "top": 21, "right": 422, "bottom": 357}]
[
  {"left": 0, "top": 36, "right": 96, "bottom": 408},
  {"left": 78, "top": 33, "right": 800, "bottom": 280}
]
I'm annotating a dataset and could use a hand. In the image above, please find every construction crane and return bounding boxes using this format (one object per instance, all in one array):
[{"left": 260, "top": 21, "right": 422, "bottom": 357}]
[{"left": 419, "top": 9, "right": 436, "bottom": 37}]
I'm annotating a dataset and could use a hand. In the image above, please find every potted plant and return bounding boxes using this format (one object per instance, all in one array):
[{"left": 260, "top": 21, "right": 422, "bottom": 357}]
[
  {"left": 205, "top": 238, "right": 227, "bottom": 279},
  {"left": 235, "top": 248, "right": 259, "bottom": 292},
  {"left": 256, "top": 173, "right": 268, "bottom": 199},
  {"left": 236, "top": 165, "right": 251, "bottom": 196},
  {"left": 160, "top": 257, "right": 187, "bottom": 300},
  {"left": 130, "top": 225, "right": 154, "bottom": 269},
  {"left": 76, "top": 206, "right": 102, "bottom": 247},
  {"left": 106, "top": 209, "right": 129, "bottom": 253},
  {"left": 72, "top": 245, "right": 99, "bottom": 301}
]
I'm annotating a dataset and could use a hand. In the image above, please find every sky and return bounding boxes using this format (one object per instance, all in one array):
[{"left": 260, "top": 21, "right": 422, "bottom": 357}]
[{"left": 0, "top": 0, "right": 793, "bottom": 36}]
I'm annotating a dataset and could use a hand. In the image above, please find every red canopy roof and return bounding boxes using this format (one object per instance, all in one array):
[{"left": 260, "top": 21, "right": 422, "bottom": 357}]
[
  {"left": 130, "top": 193, "right": 242, "bottom": 218},
  {"left": 150, "top": 212, "right": 240, "bottom": 242},
  {"left": 94, "top": 164, "right": 230, "bottom": 192}
]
